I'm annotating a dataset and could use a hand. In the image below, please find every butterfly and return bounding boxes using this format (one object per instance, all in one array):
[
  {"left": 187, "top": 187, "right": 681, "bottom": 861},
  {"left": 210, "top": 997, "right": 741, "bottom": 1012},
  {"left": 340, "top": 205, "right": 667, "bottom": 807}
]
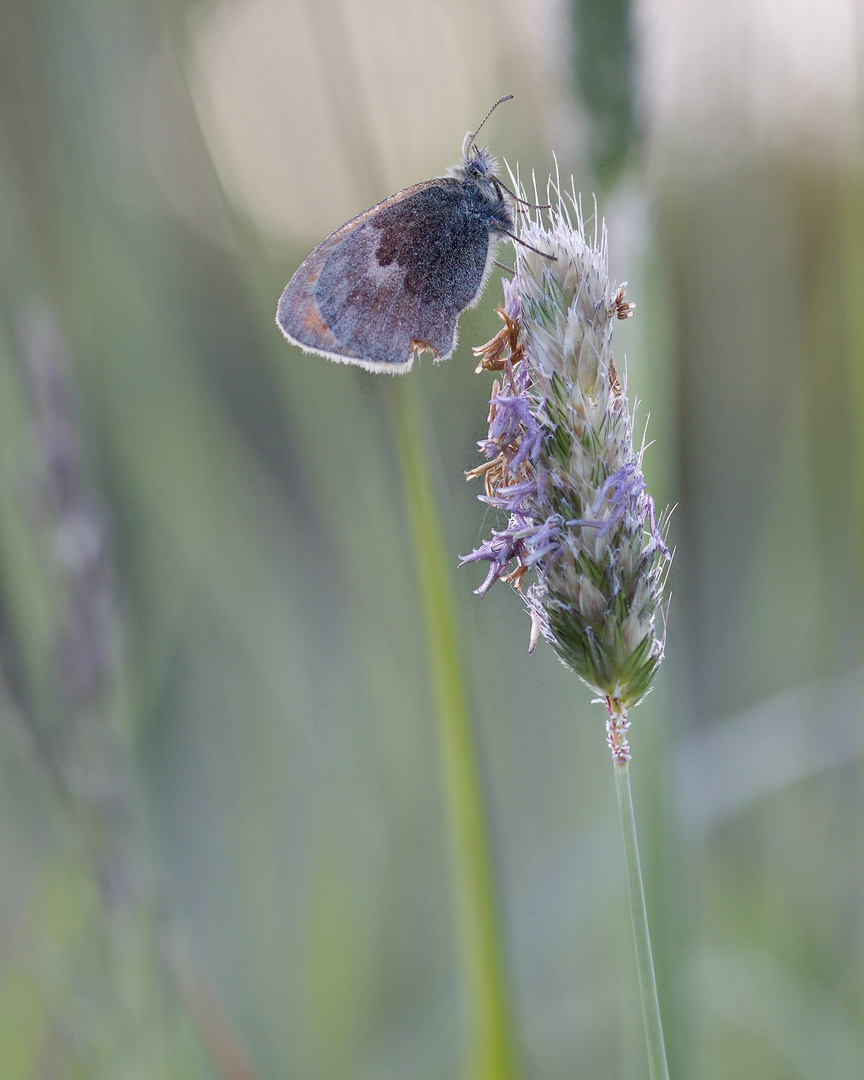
[{"left": 276, "top": 96, "right": 548, "bottom": 374}]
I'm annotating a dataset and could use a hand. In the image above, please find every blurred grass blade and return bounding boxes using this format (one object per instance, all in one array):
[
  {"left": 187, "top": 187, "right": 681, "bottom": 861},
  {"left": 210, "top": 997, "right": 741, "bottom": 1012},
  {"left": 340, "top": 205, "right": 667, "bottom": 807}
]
[{"left": 392, "top": 379, "right": 518, "bottom": 1080}]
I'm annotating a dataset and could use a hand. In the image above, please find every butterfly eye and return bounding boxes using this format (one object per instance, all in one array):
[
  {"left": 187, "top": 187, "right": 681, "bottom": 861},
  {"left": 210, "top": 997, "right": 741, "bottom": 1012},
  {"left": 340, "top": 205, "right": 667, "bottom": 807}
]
[{"left": 468, "top": 158, "right": 490, "bottom": 181}]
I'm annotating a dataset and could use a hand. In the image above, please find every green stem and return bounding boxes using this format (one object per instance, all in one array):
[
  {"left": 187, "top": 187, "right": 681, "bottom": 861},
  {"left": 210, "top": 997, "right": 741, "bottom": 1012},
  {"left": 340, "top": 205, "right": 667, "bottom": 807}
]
[
  {"left": 609, "top": 709, "right": 670, "bottom": 1080},
  {"left": 392, "top": 380, "right": 518, "bottom": 1080}
]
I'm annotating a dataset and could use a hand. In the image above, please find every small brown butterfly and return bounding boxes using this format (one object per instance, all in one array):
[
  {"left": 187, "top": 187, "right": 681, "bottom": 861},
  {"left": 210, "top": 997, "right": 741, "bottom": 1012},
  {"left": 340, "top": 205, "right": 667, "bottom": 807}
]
[{"left": 276, "top": 96, "right": 548, "bottom": 374}]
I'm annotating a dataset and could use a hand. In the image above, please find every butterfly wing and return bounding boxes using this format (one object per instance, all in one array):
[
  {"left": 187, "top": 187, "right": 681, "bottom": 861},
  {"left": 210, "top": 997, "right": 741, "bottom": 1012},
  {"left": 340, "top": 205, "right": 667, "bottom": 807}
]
[{"left": 277, "top": 179, "right": 495, "bottom": 373}]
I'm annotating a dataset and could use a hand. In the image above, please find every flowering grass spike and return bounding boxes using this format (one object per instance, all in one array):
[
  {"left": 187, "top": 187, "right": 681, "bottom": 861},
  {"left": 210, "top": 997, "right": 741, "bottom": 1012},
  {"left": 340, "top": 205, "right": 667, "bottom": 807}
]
[{"left": 462, "top": 186, "right": 672, "bottom": 724}]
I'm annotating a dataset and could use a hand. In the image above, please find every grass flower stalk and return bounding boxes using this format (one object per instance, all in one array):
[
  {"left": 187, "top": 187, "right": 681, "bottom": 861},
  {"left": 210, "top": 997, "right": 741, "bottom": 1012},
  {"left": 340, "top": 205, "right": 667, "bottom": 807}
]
[
  {"left": 463, "top": 185, "right": 672, "bottom": 1077},
  {"left": 14, "top": 303, "right": 173, "bottom": 1079}
]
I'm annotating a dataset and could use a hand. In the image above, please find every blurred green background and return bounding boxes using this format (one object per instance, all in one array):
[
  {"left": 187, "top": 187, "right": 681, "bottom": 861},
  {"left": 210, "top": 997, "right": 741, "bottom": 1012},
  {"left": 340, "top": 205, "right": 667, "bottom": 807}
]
[{"left": 0, "top": 0, "right": 862, "bottom": 1078}]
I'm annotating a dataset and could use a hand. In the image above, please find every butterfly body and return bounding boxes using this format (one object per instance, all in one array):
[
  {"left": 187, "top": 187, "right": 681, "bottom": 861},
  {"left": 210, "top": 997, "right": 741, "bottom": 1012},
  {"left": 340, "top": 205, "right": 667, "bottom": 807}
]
[{"left": 276, "top": 144, "right": 514, "bottom": 374}]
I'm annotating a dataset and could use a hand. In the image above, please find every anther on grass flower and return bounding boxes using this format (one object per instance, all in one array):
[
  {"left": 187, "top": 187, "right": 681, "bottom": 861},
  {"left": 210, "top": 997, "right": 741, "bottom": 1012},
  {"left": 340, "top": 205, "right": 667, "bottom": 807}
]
[{"left": 462, "top": 187, "right": 672, "bottom": 719}]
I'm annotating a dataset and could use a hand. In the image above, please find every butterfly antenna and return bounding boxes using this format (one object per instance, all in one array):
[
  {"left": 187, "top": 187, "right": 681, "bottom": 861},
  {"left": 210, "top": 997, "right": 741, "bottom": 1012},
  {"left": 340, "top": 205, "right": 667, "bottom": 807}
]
[
  {"left": 494, "top": 175, "right": 551, "bottom": 211},
  {"left": 466, "top": 94, "right": 514, "bottom": 156},
  {"left": 504, "top": 231, "right": 556, "bottom": 261}
]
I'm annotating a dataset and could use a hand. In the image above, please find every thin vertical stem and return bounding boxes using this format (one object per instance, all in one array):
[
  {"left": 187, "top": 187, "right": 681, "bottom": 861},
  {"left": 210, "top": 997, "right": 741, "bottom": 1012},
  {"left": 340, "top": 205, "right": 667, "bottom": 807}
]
[
  {"left": 608, "top": 704, "right": 670, "bottom": 1080},
  {"left": 392, "top": 379, "right": 519, "bottom": 1080}
]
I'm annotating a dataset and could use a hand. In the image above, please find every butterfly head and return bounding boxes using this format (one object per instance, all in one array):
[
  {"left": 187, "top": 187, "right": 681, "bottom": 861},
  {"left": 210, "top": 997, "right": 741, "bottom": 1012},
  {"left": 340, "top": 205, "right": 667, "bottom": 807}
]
[
  {"left": 448, "top": 96, "right": 513, "bottom": 207},
  {"left": 447, "top": 137, "right": 512, "bottom": 237},
  {"left": 451, "top": 139, "right": 499, "bottom": 186}
]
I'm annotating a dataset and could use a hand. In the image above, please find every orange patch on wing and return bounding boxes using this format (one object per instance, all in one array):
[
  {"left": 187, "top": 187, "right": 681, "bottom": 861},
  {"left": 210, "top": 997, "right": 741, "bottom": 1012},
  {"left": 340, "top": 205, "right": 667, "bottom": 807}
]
[
  {"left": 411, "top": 339, "right": 438, "bottom": 356},
  {"left": 303, "top": 306, "right": 331, "bottom": 336}
]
